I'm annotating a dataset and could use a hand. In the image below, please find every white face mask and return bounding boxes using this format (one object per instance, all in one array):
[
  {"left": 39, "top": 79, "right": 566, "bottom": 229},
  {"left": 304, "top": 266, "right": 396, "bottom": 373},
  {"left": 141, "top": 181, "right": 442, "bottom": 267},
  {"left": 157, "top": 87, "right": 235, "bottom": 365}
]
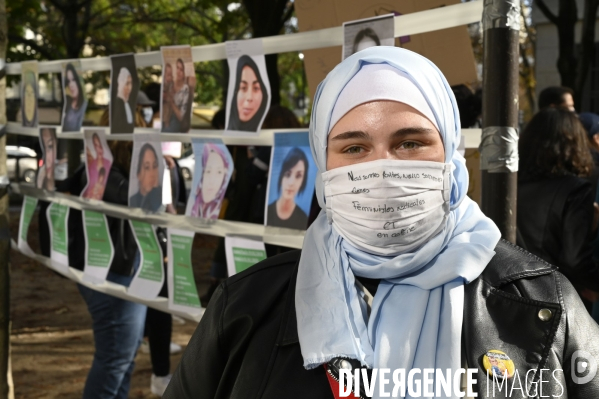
[{"left": 321, "top": 159, "right": 452, "bottom": 256}]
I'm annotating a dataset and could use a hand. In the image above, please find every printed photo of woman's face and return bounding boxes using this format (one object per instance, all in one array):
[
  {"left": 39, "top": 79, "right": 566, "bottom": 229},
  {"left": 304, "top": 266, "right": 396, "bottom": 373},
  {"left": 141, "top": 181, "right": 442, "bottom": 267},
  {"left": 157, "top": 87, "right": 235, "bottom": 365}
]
[
  {"left": 66, "top": 69, "right": 78, "bottom": 99},
  {"left": 236, "top": 65, "right": 263, "bottom": 122},
  {"left": 93, "top": 135, "right": 104, "bottom": 159},
  {"left": 165, "top": 64, "right": 173, "bottom": 84},
  {"left": 24, "top": 83, "right": 36, "bottom": 122},
  {"left": 138, "top": 147, "right": 159, "bottom": 195},
  {"left": 201, "top": 150, "right": 227, "bottom": 203},
  {"left": 42, "top": 129, "right": 56, "bottom": 170},
  {"left": 123, "top": 74, "right": 132, "bottom": 101},
  {"left": 281, "top": 159, "right": 305, "bottom": 201},
  {"left": 176, "top": 60, "right": 185, "bottom": 82}
]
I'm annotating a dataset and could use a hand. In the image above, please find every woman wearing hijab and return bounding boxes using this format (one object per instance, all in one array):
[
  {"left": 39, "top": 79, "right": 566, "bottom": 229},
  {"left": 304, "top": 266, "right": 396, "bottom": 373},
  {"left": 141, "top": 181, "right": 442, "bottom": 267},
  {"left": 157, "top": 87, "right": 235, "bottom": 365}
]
[
  {"left": 111, "top": 67, "right": 135, "bottom": 133},
  {"left": 226, "top": 55, "right": 269, "bottom": 132},
  {"left": 62, "top": 63, "right": 88, "bottom": 132},
  {"left": 189, "top": 143, "right": 232, "bottom": 219},
  {"left": 165, "top": 47, "right": 599, "bottom": 398}
]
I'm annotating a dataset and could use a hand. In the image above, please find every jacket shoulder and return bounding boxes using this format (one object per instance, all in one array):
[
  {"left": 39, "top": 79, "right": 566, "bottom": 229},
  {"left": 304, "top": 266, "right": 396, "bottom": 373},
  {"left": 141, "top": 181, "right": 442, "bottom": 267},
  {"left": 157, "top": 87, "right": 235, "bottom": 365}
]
[{"left": 481, "top": 239, "right": 556, "bottom": 286}]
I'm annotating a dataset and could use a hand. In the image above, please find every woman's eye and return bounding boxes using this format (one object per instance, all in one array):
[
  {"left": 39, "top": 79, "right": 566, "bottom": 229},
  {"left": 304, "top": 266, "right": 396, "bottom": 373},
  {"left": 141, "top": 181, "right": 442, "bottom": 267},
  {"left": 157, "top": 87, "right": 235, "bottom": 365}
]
[
  {"left": 344, "top": 146, "right": 363, "bottom": 154},
  {"left": 400, "top": 142, "right": 419, "bottom": 150}
]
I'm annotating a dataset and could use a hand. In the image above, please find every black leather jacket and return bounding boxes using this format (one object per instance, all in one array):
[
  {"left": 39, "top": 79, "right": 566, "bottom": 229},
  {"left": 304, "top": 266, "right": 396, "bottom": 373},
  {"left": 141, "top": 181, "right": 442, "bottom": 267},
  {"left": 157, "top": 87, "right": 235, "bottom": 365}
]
[{"left": 165, "top": 240, "right": 599, "bottom": 398}]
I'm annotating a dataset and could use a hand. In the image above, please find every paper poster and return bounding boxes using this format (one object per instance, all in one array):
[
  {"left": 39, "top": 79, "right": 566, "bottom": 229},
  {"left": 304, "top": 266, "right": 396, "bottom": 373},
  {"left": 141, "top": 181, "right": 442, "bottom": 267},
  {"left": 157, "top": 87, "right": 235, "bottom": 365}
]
[
  {"left": 82, "top": 210, "right": 114, "bottom": 284},
  {"left": 342, "top": 14, "right": 395, "bottom": 59},
  {"left": 61, "top": 61, "right": 88, "bottom": 132},
  {"left": 160, "top": 45, "right": 196, "bottom": 133},
  {"left": 82, "top": 129, "right": 113, "bottom": 200},
  {"left": 110, "top": 54, "right": 139, "bottom": 134},
  {"left": 225, "top": 236, "right": 267, "bottom": 277},
  {"left": 225, "top": 39, "right": 271, "bottom": 134},
  {"left": 37, "top": 127, "right": 68, "bottom": 189},
  {"left": 127, "top": 220, "right": 164, "bottom": 299},
  {"left": 18, "top": 196, "right": 38, "bottom": 254},
  {"left": 167, "top": 228, "right": 202, "bottom": 313},
  {"left": 46, "top": 202, "right": 70, "bottom": 272},
  {"left": 21, "top": 61, "right": 39, "bottom": 127},
  {"left": 265, "top": 132, "right": 317, "bottom": 230},
  {"left": 129, "top": 134, "right": 164, "bottom": 212},
  {"left": 185, "top": 139, "right": 233, "bottom": 219}
]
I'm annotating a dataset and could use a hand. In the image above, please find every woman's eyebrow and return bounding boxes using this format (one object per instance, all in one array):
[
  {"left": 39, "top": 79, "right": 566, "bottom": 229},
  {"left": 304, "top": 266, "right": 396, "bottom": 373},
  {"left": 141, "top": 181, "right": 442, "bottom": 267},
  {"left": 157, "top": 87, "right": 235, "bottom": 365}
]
[
  {"left": 329, "top": 131, "right": 371, "bottom": 141},
  {"left": 390, "top": 127, "right": 435, "bottom": 138}
]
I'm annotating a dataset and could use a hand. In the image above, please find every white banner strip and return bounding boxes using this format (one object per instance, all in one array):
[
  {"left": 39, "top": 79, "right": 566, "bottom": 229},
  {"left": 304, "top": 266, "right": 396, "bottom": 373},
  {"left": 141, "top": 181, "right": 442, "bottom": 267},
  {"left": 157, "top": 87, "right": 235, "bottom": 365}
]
[
  {"left": 10, "top": 239, "right": 204, "bottom": 322},
  {"left": 5, "top": 122, "right": 483, "bottom": 148},
  {"left": 11, "top": 183, "right": 306, "bottom": 249},
  {"left": 5, "top": 1, "right": 483, "bottom": 75}
]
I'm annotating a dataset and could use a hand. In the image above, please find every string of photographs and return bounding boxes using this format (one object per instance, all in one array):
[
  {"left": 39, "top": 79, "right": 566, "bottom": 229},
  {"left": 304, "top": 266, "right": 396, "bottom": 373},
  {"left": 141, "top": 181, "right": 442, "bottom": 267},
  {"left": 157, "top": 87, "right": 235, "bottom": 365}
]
[{"left": 9, "top": 3, "right": 484, "bottom": 310}]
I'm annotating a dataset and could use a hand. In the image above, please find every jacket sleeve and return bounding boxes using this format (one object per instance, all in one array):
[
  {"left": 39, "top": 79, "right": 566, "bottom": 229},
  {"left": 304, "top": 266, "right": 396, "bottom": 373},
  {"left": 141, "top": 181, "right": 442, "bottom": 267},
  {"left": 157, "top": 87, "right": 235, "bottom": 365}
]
[
  {"left": 560, "top": 273, "right": 599, "bottom": 397},
  {"left": 164, "top": 284, "right": 228, "bottom": 398},
  {"left": 558, "top": 182, "right": 599, "bottom": 290}
]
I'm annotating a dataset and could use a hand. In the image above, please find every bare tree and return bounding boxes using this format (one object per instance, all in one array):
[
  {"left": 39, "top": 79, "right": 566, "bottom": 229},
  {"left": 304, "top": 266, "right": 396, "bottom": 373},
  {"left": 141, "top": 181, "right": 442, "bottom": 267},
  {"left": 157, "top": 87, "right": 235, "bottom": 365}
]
[{"left": 536, "top": 0, "right": 599, "bottom": 108}]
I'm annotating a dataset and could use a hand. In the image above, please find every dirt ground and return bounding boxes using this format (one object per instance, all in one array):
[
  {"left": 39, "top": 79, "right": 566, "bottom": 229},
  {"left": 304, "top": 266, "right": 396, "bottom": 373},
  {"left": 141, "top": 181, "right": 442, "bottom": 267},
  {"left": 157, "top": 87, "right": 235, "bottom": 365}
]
[{"left": 7, "top": 196, "right": 217, "bottom": 398}]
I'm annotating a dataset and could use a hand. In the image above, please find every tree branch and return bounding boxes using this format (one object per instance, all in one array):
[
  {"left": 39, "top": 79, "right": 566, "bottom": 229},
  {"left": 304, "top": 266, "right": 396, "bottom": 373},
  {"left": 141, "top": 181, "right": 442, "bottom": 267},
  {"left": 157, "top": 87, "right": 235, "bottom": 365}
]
[{"left": 7, "top": 34, "right": 59, "bottom": 59}]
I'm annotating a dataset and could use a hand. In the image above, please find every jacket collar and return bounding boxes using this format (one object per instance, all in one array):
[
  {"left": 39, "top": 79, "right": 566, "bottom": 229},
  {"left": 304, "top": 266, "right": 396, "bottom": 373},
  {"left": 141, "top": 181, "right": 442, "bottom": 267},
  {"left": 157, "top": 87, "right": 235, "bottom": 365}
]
[{"left": 276, "top": 240, "right": 556, "bottom": 346}]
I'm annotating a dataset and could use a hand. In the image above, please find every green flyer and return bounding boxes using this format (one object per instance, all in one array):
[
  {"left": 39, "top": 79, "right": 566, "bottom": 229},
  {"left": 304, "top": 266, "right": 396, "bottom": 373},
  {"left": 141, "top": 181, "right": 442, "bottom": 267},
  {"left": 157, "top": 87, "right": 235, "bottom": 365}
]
[
  {"left": 18, "top": 196, "right": 38, "bottom": 254},
  {"left": 224, "top": 236, "right": 267, "bottom": 276},
  {"left": 128, "top": 220, "right": 164, "bottom": 299},
  {"left": 167, "top": 229, "right": 201, "bottom": 313},
  {"left": 47, "top": 202, "right": 69, "bottom": 271},
  {"left": 82, "top": 210, "right": 114, "bottom": 283}
]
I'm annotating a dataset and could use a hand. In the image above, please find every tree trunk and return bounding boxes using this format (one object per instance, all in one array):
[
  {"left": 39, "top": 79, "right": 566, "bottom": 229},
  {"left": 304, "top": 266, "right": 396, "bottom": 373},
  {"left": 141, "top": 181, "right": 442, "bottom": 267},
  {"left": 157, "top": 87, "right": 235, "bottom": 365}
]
[
  {"left": 556, "top": 0, "right": 578, "bottom": 90},
  {"left": 242, "top": 0, "right": 293, "bottom": 106},
  {"left": 574, "top": 0, "right": 599, "bottom": 107},
  {"left": 0, "top": 0, "right": 12, "bottom": 396}
]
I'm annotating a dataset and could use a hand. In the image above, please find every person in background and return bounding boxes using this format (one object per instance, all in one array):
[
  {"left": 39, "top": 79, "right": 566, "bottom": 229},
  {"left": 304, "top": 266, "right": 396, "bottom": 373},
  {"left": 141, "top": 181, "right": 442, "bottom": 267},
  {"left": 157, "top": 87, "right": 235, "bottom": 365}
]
[
  {"left": 538, "top": 86, "right": 575, "bottom": 112},
  {"left": 451, "top": 84, "right": 481, "bottom": 128},
  {"left": 517, "top": 108, "right": 599, "bottom": 306}
]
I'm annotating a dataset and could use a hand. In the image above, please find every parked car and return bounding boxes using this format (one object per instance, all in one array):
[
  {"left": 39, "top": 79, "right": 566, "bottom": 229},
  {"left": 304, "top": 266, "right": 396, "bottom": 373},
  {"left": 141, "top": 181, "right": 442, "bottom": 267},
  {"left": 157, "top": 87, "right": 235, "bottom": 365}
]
[{"left": 7, "top": 146, "right": 38, "bottom": 183}]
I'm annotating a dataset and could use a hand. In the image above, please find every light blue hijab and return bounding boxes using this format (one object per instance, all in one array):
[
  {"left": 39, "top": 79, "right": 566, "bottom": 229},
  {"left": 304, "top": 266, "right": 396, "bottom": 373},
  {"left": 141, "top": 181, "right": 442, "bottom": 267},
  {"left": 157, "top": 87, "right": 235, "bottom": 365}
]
[{"left": 295, "top": 46, "right": 501, "bottom": 387}]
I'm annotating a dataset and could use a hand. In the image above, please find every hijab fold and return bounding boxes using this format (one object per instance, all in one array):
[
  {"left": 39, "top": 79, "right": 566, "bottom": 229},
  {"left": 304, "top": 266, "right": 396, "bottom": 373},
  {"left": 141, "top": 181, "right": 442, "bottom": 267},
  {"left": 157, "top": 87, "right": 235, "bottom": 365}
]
[{"left": 295, "top": 47, "right": 501, "bottom": 397}]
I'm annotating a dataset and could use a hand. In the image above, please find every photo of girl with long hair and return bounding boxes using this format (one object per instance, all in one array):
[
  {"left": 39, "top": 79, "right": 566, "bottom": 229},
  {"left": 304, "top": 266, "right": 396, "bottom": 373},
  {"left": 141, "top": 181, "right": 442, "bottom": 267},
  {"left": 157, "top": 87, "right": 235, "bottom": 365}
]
[
  {"left": 21, "top": 61, "right": 38, "bottom": 127},
  {"left": 110, "top": 54, "right": 139, "bottom": 134},
  {"left": 185, "top": 140, "right": 233, "bottom": 220},
  {"left": 61, "top": 62, "right": 88, "bottom": 132},
  {"left": 160, "top": 46, "right": 196, "bottom": 133},
  {"left": 82, "top": 130, "right": 113, "bottom": 200},
  {"left": 225, "top": 41, "right": 271, "bottom": 133},
  {"left": 37, "top": 127, "right": 58, "bottom": 191}
]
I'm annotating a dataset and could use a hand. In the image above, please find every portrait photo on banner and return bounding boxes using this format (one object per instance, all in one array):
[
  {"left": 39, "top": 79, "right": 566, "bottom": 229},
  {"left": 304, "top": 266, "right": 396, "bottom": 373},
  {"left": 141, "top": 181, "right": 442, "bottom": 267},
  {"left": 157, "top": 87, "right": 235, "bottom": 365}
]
[
  {"left": 61, "top": 61, "right": 88, "bottom": 132},
  {"left": 265, "top": 132, "right": 317, "bottom": 230},
  {"left": 128, "top": 135, "right": 164, "bottom": 212},
  {"left": 160, "top": 45, "right": 196, "bottom": 134},
  {"left": 82, "top": 129, "right": 113, "bottom": 200},
  {"left": 110, "top": 54, "right": 139, "bottom": 134},
  {"left": 21, "top": 61, "right": 39, "bottom": 128},
  {"left": 225, "top": 38, "right": 271, "bottom": 134},
  {"left": 37, "top": 127, "right": 68, "bottom": 191},
  {"left": 185, "top": 139, "right": 233, "bottom": 220},
  {"left": 342, "top": 14, "right": 395, "bottom": 60}
]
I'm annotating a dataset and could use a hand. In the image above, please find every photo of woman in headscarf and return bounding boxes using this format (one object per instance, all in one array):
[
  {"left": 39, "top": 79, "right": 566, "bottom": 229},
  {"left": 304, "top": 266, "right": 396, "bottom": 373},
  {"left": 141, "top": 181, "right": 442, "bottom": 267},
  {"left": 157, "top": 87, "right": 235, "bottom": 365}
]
[
  {"left": 111, "top": 67, "right": 136, "bottom": 133},
  {"left": 162, "top": 59, "right": 190, "bottom": 133},
  {"left": 82, "top": 132, "right": 112, "bottom": 199},
  {"left": 266, "top": 147, "right": 310, "bottom": 230},
  {"left": 21, "top": 69, "right": 38, "bottom": 127},
  {"left": 226, "top": 55, "right": 269, "bottom": 132},
  {"left": 37, "top": 128, "right": 57, "bottom": 191},
  {"left": 188, "top": 143, "right": 233, "bottom": 219},
  {"left": 129, "top": 143, "right": 163, "bottom": 212},
  {"left": 61, "top": 63, "right": 88, "bottom": 132}
]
